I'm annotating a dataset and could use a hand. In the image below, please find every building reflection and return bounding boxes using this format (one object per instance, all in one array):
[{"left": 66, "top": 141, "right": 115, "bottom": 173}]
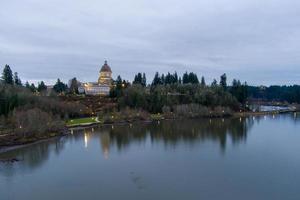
[{"left": 84, "top": 129, "right": 92, "bottom": 149}]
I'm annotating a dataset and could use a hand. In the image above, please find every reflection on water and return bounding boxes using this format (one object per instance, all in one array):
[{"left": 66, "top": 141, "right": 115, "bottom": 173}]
[
  {"left": 0, "top": 117, "right": 253, "bottom": 175},
  {"left": 1, "top": 113, "right": 300, "bottom": 175},
  {"left": 1, "top": 113, "right": 300, "bottom": 200},
  {"left": 102, "top": 118, "right": 252, "bottom": 154},
  {"left": 0, "top": 138, "right": 67, "bottom": 177}
]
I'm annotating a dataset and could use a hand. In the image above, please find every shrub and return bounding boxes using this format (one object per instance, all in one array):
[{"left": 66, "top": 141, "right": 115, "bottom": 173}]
[{"left": 12, "top": 108, "right": 65, "bottom": 138}]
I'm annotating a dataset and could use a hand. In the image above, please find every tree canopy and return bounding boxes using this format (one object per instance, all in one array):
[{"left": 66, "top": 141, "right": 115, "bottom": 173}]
[
  {"left": 38, "top": 81, "right": 47, "bottom": 92},
  {"left": 2, "top": 65, "right": 13, "bottom": 85},
  {"left": 53, "top": 79, "right": 67, "bottom": 93}
]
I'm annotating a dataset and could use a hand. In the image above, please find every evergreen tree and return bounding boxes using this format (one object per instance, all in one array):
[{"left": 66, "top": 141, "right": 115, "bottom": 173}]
[
  {"left": 220, "top": 73, "right": 227, "bottom": 90},
  {"left": 25, "top": 81, "right": 30, "bottom": 89},
  {"left": 69, "top": 78, "right": 78, "bottom": 94},
  {"left": 30, "top": 83, "right": 37, "bottom": 93},
  {"left": 133, "top": 73, "right": 143, "bottom": 85},
  {"left": 142, "top": 73, "right": 146, "bottom": 86},
  {"left": 201, "top": 76, "right": 206, "bottom": 87},
  {"left": 14, "top": 72, "right": 22, "bottom": 85},
  {"left": 182, "top": 72, "right": 189, "bottom": 84},
  {"left": 211, "top": 79, "right": 218, "bottom": 87},
  {"left": 165, "top": 72, "right": 171, "bottom": 84},
  {"left": 174, "top": 72, "right": 178, "bottom": 83},
  {"left": 230, "top": 79, "right": 248, "bottom": 105},
  {"left": 188, "top": 72, "right": 199, "bottom": 84},
  {"left": 116, "top": 75, "right": 123, "bottom": 88},
  {"left": 37, "top": 81, "right": 47, "bottom": 92},
  {"left": 161, "top": 74, "right": 165, "bottom": 84},
  {"left": 53, "top": 79, "right": 67, "bottom": 93},
  {"left": 111, "top": 75, "right": 124, "bottom": 98},
  {"left": 152, "top": 72, "right": 162, "bottom": 86},
  {"left": 2, "top": 65, "right": 13, "bottom": 85}
]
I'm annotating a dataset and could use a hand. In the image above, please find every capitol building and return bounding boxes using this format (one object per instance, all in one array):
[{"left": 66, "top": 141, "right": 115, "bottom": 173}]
[{"left": 78, "top": 61, "right": 112, "bottom": 95}]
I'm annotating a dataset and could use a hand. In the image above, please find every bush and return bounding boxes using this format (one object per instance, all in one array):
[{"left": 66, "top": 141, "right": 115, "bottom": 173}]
[
  {"left": 12, "top": 108, "right": 65, "bottom": 138},
  {"left": 173, "top": 104, "right": 232, "bottom": 118}
]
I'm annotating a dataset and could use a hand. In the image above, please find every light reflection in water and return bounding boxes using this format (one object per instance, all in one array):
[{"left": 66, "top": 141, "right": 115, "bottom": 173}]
[
  {"left": 5, "top": 114, "right": 300, "bottom": 177},
  {"left": 1, "top": 113, "right": 300, "bottom": 200}
]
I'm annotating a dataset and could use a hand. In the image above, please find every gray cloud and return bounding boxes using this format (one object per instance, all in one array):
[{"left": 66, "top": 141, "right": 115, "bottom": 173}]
[{"left": 1, "top": 0, "right": 300, "bottom": 85}]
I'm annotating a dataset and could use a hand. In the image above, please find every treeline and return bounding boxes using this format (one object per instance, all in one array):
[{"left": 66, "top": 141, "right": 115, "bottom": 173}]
[
  {"left": 110, "top": 71, "right": 248, "bottom": 114},
  {"left": 247, "top": 85, "right": 300, "bottom": 103},
  {"left": 0, "top": 64, "right": 74, "bottom": 95},
  {"left": 0, "top": 65, "right": 86, "bottom": 138}
]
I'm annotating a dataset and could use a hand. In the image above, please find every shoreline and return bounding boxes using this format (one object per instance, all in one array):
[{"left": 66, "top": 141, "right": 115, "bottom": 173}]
[
  {"left": 0, "top": 110, "right": 297, "bottom": 154},
  {"left": 0, "top": 134, "right": 66, "bottom": 154}
]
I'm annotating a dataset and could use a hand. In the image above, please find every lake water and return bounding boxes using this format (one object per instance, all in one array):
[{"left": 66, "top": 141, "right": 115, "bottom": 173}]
[{"left": 1, "top": 113, "right": 300, "bottom": 200}]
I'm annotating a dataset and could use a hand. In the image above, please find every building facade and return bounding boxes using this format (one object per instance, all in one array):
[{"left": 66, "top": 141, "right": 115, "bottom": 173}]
[{"left": 79, "top": 61, "right": 112, "bottom": 96}]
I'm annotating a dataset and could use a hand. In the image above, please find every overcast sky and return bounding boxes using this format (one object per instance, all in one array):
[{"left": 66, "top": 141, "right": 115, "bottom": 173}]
[{"left": 1, "top": 0, "right": 300, "bottom": 85}]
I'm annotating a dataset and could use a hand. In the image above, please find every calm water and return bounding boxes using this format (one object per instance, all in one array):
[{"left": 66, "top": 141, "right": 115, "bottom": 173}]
[{"left": 1, "top": 114, "right": 300, "bottom": 200}]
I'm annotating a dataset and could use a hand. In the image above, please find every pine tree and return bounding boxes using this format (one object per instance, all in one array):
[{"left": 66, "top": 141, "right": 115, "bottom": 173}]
[
  {"left": 165, "top": 72, "right": 171, "bottom": 84},
  {"left": 53, "top": 79, "right": 67, "bottom": 93},
  {"left": 116, "top": 75, "right": 122, "bottom": 88},
  {"left": 142, "top": 73, "right": 146, "bottom": 86},
  {"left": 25, "top": 81, "right": 30, "bottom": 89},
  {"left": 182, "top": 72, "right": 189, "bottom": 84},
  {"left": 211, "top": 79, "right": 218, "bottom": 87},
  {"left": 152, "top": 72, "right": 162, "bottom": 86},
  {"left": 37, "top": 81, "right": 47, "bottom": 92},
  {"left": 220, "top": 73, "right": 227, "bottom": 90},
  {"left": 188, "top": 72, "right": 199, "bottom": 84},
  {"left": 174, "top": 72, "right": 178, "bottom": 83},
  {"left": 14, "top": 72, "right": 22, "bottom": 85},
  {"left": 30, "top": 83, "right": 37, "bottom": 93},
  {"left": 133, "top": 72, "right": 145, "bottom": 86},
  {"left": 2, "top": 65, "right": 13, "bottom": 85},
  {"left": 69, "top": 78, "right": 78, "bottom": 94},
  {"left": 161, "top": 74, "right": 165, "bottom": 84},
  {"left": 201, "top": 76, "right": 206, "bottom": 87}
]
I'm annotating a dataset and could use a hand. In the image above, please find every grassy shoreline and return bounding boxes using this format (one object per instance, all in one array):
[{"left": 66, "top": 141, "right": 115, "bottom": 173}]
[{"left": 1, "top": 110, "right": 297, "bottom": 151}]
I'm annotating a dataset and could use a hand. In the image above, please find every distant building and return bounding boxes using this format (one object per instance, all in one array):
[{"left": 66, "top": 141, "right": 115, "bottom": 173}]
[{"left": 78, "top": 61, "right": 113, "bottom": 96}]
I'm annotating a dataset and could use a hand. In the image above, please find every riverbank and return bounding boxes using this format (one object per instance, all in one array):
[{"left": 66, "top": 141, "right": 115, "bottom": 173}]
[{"left": 1, "top": 109, "right": 298, "bottom": 152}]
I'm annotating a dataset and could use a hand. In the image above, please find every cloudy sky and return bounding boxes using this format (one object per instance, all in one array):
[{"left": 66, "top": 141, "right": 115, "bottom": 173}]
[{"left": 1, "top": 0, "right": 300, "bottom": 85}]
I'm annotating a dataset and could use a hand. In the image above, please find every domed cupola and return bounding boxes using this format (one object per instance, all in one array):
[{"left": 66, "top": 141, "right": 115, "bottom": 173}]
[
  {"left": 98, "top": 60, "right": 112, "bottom": 85},
  {"left": 100, "top": 60, "right": 112, "bottom": 73}
]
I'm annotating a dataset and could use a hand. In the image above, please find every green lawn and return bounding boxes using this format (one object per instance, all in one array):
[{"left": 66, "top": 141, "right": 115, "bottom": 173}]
[
  {"left": 150, "top": 113, "right": 164, "bottom": 120},
  {"left": 66, "top": 117, "right": 98, "bottom": 126}
]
